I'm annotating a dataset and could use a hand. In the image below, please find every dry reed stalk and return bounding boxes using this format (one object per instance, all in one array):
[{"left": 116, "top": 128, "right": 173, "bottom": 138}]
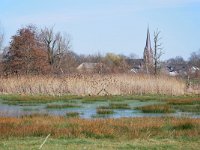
[{"left": 0, "top": 74, "right": 186, "bottom": 96}]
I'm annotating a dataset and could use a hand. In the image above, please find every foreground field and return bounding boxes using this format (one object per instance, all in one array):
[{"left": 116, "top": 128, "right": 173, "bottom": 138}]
[
  {"left": 1, "top": 137, "right": 200, "bottom": 150},
  {"left": 0, "top": 116, "right": 200, "bottom": 149},
  {"left": 1, "top": 116, "right": 200, "bottom": 139}
]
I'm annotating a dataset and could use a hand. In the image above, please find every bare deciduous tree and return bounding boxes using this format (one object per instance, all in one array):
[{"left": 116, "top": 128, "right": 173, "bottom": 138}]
[
  {"left": 41, "top": 27, "right": 71, "bottom": 72},
  {"left": 153, "top": 29, "right": 164, "bottom": 75},
  {"left": 189, "top": 49, "right": 200, "bottom": 68}
]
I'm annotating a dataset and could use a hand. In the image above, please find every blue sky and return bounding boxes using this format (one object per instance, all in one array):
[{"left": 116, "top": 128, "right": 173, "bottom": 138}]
[{"left": 0, "top": 0, "right": 200, "bottom": 60}]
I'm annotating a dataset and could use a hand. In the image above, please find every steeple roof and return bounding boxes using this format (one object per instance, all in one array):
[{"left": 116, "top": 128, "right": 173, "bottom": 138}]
[
  {"left": 143, "top": 27, "right": 153, "bottom": 68},
  {"left": 145, "top": 27, "right": 152, "bottom": 51}
]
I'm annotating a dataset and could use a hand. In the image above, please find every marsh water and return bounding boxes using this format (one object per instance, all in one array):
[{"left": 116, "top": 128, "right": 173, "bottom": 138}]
[{"left": 0, "top": 99, "right": 199, "bottom": 118}]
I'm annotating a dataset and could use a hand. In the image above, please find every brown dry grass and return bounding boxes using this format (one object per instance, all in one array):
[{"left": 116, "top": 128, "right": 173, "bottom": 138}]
[
  {"left": 0, "top": 116, "right": 199, "bottom": 139},
  {"left": 0, "top": 74, "right": 186, "bottom": 96},
  {"left": 136, "top": 104, "right": 175, "bottom": 113},
  {"left": 166, "top": 97, "right": 200, "bottom": 105}
]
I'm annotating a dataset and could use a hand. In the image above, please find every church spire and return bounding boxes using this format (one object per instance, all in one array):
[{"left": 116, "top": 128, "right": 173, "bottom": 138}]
[
  {"left": 145, "top": 27, "right": 151, "bottom": 51},
  {"left": 143, "top": 27, "right": 153, "bottom": 73}
]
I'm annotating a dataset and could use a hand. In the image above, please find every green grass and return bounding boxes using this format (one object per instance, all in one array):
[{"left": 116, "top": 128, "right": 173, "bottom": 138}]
[
  {"left": 23, "top": 108, "right": 40, "bottom": 111},
  {"left": 174, "top": 105, "right": 200, "bottom": 113},
  {"left": 0, "top": 137, "right": 199, "bottom": 150},
  {"left": 1, "top": 94, "right": 199, "bottom": 105},
  {"left": 46, "top": 104, "right": 81, "bottom": 109},
  {"left": 136, "top": 104, "right": 175, "bottom": 113},
  {"left": 167, "top": 99, "right": 200, "bottom": 105},
  {"left": 81, "top": 98, "right": 108, "bottom": 104},
  {"left": 81, "top": 95, "right": 176, "bottom": 103},
  {"left": 66, "top": 112, "right": 80, "bottom": 118},
  {"left": 97, "top": 103, "right": 131, "bottom": 110},
  {"left": 96, "top": 109, "right": 114, "bottom": 115},
  {"left": 0, "top": 94, "right": 82, "bottom": 105},
  {"left": 172, "top": 122, "right": 195, "bottom": 130},
  {"left": 109, "top": 103, "right": 131, "bottom": 109}
]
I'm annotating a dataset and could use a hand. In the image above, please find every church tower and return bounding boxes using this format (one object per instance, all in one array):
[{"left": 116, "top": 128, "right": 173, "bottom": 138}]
[{"left": 143, "top": 27, "right": 153, "bottom": 73}]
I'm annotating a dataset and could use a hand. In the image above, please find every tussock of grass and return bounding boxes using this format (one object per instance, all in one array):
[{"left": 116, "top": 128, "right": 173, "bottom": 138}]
[
  {"left": 167, "top": 98, "right": 200, "bottom": 105},
  {"left": 174, "top": 105, "right": 200, "bottom": 112},
  {"left": 81, "top": 97, "right": 108, "bottom": 104},
  {"left": 136, "top": 104, "right": 175, "bottom": 113},
  {"left": 96, "top": 109, "right": 114, "bottom": 115},
  {"left": 109, "top": 103, "right": 131, "bottom": 109},
  {"left": 46, "top": 104, "right": 81, "bottom": 109},
  {"left": 172, "top": 122, "right": 195, "bottom": 130},
  {"left": 166, "top": 97, "right": 200, "bottom": 113},
  {"left": 66, "top": 112, "right": 80, "bottom": 118},
  {"left": 97, "top": 103, "right": 131, "bottom": 110},
  {"left": 97, "top": 106, "right": 110, "bottom": 109}
]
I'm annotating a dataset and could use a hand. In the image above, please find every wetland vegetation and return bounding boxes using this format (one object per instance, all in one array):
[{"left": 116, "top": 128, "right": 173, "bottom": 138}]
[
  {"left": 0, "top": 94, "right": 200, "bottom": 118},
  {"left": 0, "top": 115, "right": 200, "bottom": 149},
  {"left": 136, "top": 104, "right": 175, "bottom": 113},
  {"left": 66, "top": 112, "right": 80, "bottom": 118},
  {"left": 46, "top": 104, "right": 81, "bottom": 109},
  {"left": 0, "top": 93, "right": 200, "bottom": 149}
]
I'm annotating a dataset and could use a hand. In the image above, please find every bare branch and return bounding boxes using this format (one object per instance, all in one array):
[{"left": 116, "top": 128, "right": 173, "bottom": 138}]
[
  {"left": 40, "top": 26, "right": 71, "bottom": 70},
  {"left": 153, "top": 29, "right": 164, "bottom": 75}
]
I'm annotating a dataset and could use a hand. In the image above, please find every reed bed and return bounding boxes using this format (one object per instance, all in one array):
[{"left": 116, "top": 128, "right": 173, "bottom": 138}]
[
  {"left": 136, "top": 104, "right": 175, "bottom": 113},
  {"left": 96, "top": 109, "right": 114, "bottom": 115},
  {"left": 46, "top": 104, "right": 81, "bottom": 109},
  {"left": 0, "top": 74, "right": 186, "bottom": 96},
  {"left": 0, "top": 116, "right": 199, "bottom": 139}
]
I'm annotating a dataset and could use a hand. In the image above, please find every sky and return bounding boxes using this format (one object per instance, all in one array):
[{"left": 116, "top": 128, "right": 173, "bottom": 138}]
[{"left": 0, "top": 0, "right": 200, "bottom": 60}]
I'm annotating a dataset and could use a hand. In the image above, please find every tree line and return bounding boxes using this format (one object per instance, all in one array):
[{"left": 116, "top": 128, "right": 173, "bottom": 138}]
[
  {"left": 0, "top": 24, "right": 199, "bottom": 76},
  {"left": 0, "top": 25, "right": 132, "bottom": 75}
]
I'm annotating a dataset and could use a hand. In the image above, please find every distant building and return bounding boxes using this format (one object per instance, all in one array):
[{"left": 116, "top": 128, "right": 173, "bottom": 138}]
[
  {"left": 128, "top": 27, "right": 154, "bottom": 73},
  {"left": 77, "top": 62, "right": 103, "bottom": 73},
  {"left": 189, "top": 66, "right": 200, "bottom": 74},
  {"left": 126, "top": 58, "right": 144, "bottom": 73}
]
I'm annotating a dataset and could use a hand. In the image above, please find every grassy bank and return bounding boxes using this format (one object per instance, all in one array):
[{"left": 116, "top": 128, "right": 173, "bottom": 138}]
[
  {"left": 0, "top": 93, "right": 199, "bottom": 106},
  {"left": 1, "top": 137, "right": 199, "bottom": 150},
  {"left": 0, "top": 94, "right": 166, "bottom": 103},
  {"left": 0, "top": 94, "right": 81, "bottom": 105},
  {"left": 0, "top": 74, "right": 186, "bottom": 96}
]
